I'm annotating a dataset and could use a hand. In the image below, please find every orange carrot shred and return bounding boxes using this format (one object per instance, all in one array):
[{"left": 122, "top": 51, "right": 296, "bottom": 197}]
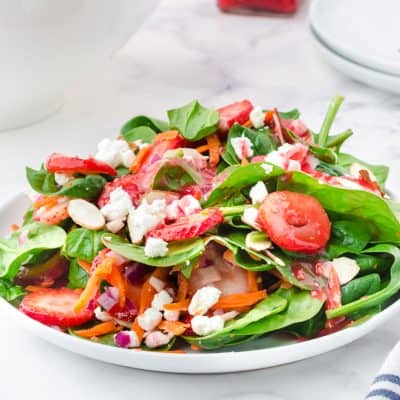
[
  {"left": 74, "top": 321, "right": 121, "bottom": 338},
  {"left": 108, "top": 264, "right": 126, "bottom": 308},
  {"left": 190, "top": 344, "right": 201, "bottom": 351},
  {"left": 206, "top": 134, "right": 221, "bottom": 167},
  {"left": 139, "top": 280, "right": 156, "bottom": 314},
  {"left": 77, "top": 259, "right": 91, "bottom": 273},
  {"left": 11, "top": 224, "right": 20, "bottom": 232},
  {"left": 241, "top": 158, "right": 249, "bottom": 166},
  {"left": 130, "top": 145, "right": 153, "bottom": 173},
  {"left": 212, "top": 290, "right": 267, "bottom": 311},
  {"left": 223, "top": 249, "right": 235, "bottom": 265},
  {"left": 177, "top": 272, "right": 189, "bottom": 302},
  {"left": 265, "top": 110, "right": 274, "bottom": 124},
  {"left": 195, "top": 145, "right": 209, "bottom": 154},
  {"left": 158, "top": 320, "right": 189, "bottom": 336},
  {"left": 153, "top": 130, "right": 180, "bottom": 143},
  {"left": 25, "top": 285, "right": 45, "bottom": 292},
  {"left": 163, "top": 349, "right": 186, "bottom": 354},
  {"left": 243, "top": 119, "right": 252, "bottom": 127},
  {"left": 163, "top": 299, "right": 190, "bottom": 312},
  {"left": 74, "top": 274, "right": 101, "bottom": 313},
  {"left": 247, "top": 271, "right": 259, "bottom": 292}
]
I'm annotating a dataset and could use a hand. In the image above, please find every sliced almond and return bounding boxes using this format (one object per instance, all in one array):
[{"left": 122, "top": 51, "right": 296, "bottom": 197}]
[
  {"left": 245, "top": 231, "right": 271, "bottom": 252},
  {"left": 331, "top": 257, "right": 360, "bottom": 285},
  {"left": 68, "top": 199, "right": 105, "bottom": 230}
]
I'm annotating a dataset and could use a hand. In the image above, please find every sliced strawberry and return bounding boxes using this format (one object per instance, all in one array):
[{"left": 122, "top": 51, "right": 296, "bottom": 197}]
[
  {"left": 217, "top": 100, "right": 254, "bottom": 132},
  {"left": 148, "top": 208, "right": 224, "bottom": 242},
  {"left": 19, "top": 288, "right": 94, "bottom": 327},
  {"left": 97, "top": 174, "right": 141, "bottom": 208}
]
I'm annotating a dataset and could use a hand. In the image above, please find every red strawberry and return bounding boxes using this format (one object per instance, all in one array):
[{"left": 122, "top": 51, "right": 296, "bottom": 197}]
[
  {"left": 19, "top": 288, "right": 94, "bottom": 328},
  {"left": 97, "top": 174, "right": 141, "bottom": 208},
  {"left": 148, "top": 208, "right": 224, "bottom": 242},
  {"left": 217, "top": 100, "right": 254, "bottom": 132}
]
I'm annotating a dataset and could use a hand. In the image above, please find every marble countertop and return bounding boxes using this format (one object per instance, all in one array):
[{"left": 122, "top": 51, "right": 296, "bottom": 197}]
[{"left": 1, "top": 0, "right": 399, "bottom": 399}]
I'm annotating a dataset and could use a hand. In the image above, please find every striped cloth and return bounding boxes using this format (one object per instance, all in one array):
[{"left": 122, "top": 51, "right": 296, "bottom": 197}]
[{"left": 366, "top": 342, "right": 400, "bottom": 399}]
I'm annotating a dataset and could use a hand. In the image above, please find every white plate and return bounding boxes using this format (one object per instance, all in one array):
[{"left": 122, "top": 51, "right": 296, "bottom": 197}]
[
  {"left": 310, "top": 0, "right": 400, "bottom": 76},
  {"left": 311, "top": 29, "right": 400, "bottom": 95},
  {"left": 1, "top": 193, "right": 400, "bottom": 373}
]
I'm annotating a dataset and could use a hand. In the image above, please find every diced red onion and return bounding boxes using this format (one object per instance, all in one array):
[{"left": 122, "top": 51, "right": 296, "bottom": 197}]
[
  {"left": 98, "top": 286, "right": 119, "bottom": 311},
  {"left": 125, "top": 263, "right": 147, "bottom": 284},
  {"left": 114, "top": 331, "right": 131, "bottom": 348}
]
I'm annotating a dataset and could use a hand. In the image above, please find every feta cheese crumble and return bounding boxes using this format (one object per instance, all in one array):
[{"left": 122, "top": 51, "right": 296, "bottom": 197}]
[
  {"left": 164, "top": 309, "right": 180, "bottom": 321},
  {"left": 261, "top": 163, "right": 274, "bottom": 174},
  {"left": 191, "top": 315, "right": 224, "bottom": 336},
  {"left": 54, "top": 173, "right": 72, "bottom": 186},
  {"left": 188, "top": 286, "right": 222, "bottom": 316},
  {"left": 101, "top": 187, "right": 133, "bottom": 221},
  {"left": 151, "top": 290, "right": 173, "bottom": 311},
  {"left": 137, "top": 308, "right": 163, "bottom": 331},
  {"left": 166, "top": 195, "right": 201, "bottom": 220},
  {"left": 331, "top": 257, "right": 360, "bottom": 285},
  {"left": 231, "top": 135, "right": 254, "bottom": 160},
  {"left": 241, "top": 207, "right": 261, "bottom": 230},
  {"left": 144, "top": 237, "right": 169, "bottom": 258},
  {"left": 145, "top": 331, "right": 174, "bottom": 348},
  {"left": 127, "top": 199, "right": 167, "bottom": 243},
  {"left": 249, "top": 106, "right": 266, "bottom": 129},
  {"left": 95, "top": 138, "right": 135, "bottom": 168},
  {"left": 249, "top": 181, "right": 268, "bottom": 204}
]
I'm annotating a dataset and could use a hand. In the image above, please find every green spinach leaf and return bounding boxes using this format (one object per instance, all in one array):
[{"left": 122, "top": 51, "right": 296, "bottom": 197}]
[
  {"left": 64, "top": 228, "right": 105, "bottom": 263},
  {"left": 68, "top": 259, "right": 89, "bottom": 289},
  {"left": 279, "top": 109, "right": 300, "bottom": 120},
  {"left": 0, "top": 279, "right": 25, "bottom": 302},
  {"left": 121, "top": 115, "right": 169, "bottom": 143},
  {"left": 167, "top": 100, "right": 219, "bottom": 142}
]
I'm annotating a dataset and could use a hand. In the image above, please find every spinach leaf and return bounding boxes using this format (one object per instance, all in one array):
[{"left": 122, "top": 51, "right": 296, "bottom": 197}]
[
  {"left": 121, "top": 115, "right": 169, "bottom": 143},
  {"left": 184, "top": 292, "right": 287, "bottom": 349},
  {"left": 222, "top": 124, "right": 276, "bottom": 166},
  {"left": 327, "top": 220, "right": 373, "bottom": 258},
  {"left": 233, "top": 288, "right": 324, "bottom": 336},
  {"left": 64, "top": 228, "right": 105, "bottom": 263},
  {"left": 287, "top": 308, "right": 325, "bottom": 338},
  {"left": 337, "top": 153, "right": 389, "bottom": 186},
  {"left": 318, "top": 95, "right": 344, "bottom": 147},
  {"left": 353, "top": 253, "right": 392, "bottom": 275},
  {"left": 26, "top": 167, "right": 106, "bottom": 199},
  {"left": 315, "top": 161, "right": 347, "bottom": 177},
  {"left": 313, "top": 129, "right": 353, "bottom": 152},
  {"left": 341, "top": 273, "right": 381, "bottom": 305},
  {"left": 152, "top": 159, "right": 202, "bottom": 192},
  {"left": 204, "top": 163, "right": 283, "bottom": 207},
  {"left": 0, "top": 223, "right": 66, "bottom": 279},
  {"left": 327, "top": 244, "right": 400, "bottom": 318},
  {"left": 279, "top": 109, "right": 300, "bottom": 120},
  {"left": 0, "top": 279, "right": 25, "bottom": 302},
  {"left": 167, "top": 100, "right": 219, "bottom": 142},
  {"left": 116, "top": 167, "right": 130, "bottom": 177},
  {"left": 68, "top": 259, "right": 89, "bottom": 289},
  {"left": 102, "top": 234, "right": 205, "bottom": 267},
  {"left": 277, "top": 171, "right": 400, "bottom": 243}
]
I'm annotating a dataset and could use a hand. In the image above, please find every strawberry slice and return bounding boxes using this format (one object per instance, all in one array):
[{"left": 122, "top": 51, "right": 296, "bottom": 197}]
[
  {"left": 148, "top": 208, "right": 224, "bottom": 242},
  {"left": 19, "top": 288, "right": 94, "bottom": 328},
  {"left": 97, "top": 174, "right": 141, "bottom": 208},
  {"left": 217, "top": 100, "right": 254, "bottom": 132}
]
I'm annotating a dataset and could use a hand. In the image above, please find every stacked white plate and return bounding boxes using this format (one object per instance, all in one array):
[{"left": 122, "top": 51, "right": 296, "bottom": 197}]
[{"left": 309, "top": 0, "right": 400, "bottom": 94}]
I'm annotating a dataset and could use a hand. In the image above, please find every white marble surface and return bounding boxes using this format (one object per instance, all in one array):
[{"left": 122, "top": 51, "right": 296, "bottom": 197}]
[{"left": 0, "top": 0, "right": 399, "bottom": 399}]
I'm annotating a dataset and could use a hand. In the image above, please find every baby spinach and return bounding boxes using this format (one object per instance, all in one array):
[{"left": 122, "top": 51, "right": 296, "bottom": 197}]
[
  {"left": 327, "top": 244, "right": 400, "bottom": 319},
  {"left": 0, "top": 278, "right": 25, "bottom": 302},
  {"left": 353, "top": 253, "right": 392, "bottom": 275},
  {"left": 121, "top": 115, "right": 169, "bottom": 143},
  {"left": 287, "top": 308, "right": 326, "bottom": 338},
  {"left": 64, "top": 228, "right": 105, "bottom": 263},
  {"left": 337, "top": 153, "right": 389, "bottom": 186},
  {"left": 26, "top": 167, "right": 106, "bottom": 199},
  {"left": 222, "top": 124, "right": 276, "bottom": 166},
  {"left": 315, "top": 161, "right": 347, "bottom": 177},
  {"left": 204, "top": 163, "right": 283, "bottom": 207},
  {"left": 327, "top": 220, "right": 373, "bottom": 258},
  {"left": 277, "top": 171, "right": 400, "bottom": 243},
  {"left": 341, "top": 274, "right": 381, "bottom": 305},
  {"left": 152, "top": 159, "right": 202, "bottom": 192},
  {"left": 279, "top": 109, "right": 300, "bottom": 120},
  {"left": 0, "top": 222, "right": 66, "bottom": 279},
  {"left": 68, "top": 259, "right": 89, "bottom": 289},
  {"left": 102, "top": 234, "right": 205, "bottom": 267},
  {"left": 184, "top": 292, "right": 287, "bottom": 349},
  {"left": 233, "top": 288, "right": 324, "bottom": 336},
  {"left": 317, "top": 95, "right": 344, "bottom": 147},
  {"left": 167, "top": 100, "right": 219, "bottom": 142}
]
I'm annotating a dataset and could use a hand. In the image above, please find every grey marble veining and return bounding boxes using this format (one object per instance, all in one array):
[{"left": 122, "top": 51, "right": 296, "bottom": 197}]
[{"left": 0, "top": 1, "right": 399, "bottom": 399}]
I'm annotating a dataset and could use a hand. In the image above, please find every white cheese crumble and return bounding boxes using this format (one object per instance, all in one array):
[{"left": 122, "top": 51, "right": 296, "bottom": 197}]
[
  {"left": 95, "top": 138, "right": 135, "bottom": 168},
  {"left": 127, "top": 199, "right": 167, "bottom": 243},
  {"left": 191, "top": 315, "right": 224, "bottom": 336},
  {"left": 144, "top": 237, "right": 169, "bottom": 258},
  {"left": 54, "top": 173, "right": 72, "bottom": 186},
  {"left": 137, "top": 308, "right": 163, "bottom": 331},
  {"left": 287, "top": 159, "right": 301, "bottom": 171},
  {"left": 241, "top": 207, "right": 261, "bottom": 230},
  {"left": 101, "top": 187, "right": 133, "bottom": 221},
  {"left": 249, "top": 106, "right": 266, "bottom": 129},
  {"left": 166, "top": 195, "right": 201, "bottom": 220},
  {"left": 261, "top": 163, "right": 274, "bottom": 174},
  {"left": 188, "top": 286, "right": 222, "bottom": 316},
  {"left": 145, "top": 331, "right": 174, "bottom": 348},
  {"left": 231, "top": 135, "right": 254, "bottom": 160},
  {"left": 151, "top": 290, "right": 173, "bottom": 311},
  {"left": 249, "top": 181, "right": 268, "bottom": 204},
  {"left": 133, "top": 139, "right": 150, "bottom": 150},
  {"left": 163, "top": 309, "right": 180, "bottom": 321},
  {"left": 331, "top": 257, "right": 360, "bottom": 285}
]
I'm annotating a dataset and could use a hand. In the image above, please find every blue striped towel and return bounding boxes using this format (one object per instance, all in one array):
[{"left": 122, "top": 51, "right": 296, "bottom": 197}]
[{"left": 365, "top": 342, "right": 400, "bottom": 399}]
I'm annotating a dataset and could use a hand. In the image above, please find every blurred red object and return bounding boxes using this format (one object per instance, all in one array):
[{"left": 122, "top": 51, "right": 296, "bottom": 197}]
[{"left": 218, "top": 0, "right": 297, "bottom": 13}]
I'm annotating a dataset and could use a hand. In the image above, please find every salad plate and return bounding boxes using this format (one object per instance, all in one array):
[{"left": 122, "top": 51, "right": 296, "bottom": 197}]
[{"left": 1, "top": 98, "right": 400, "bottom": 373}]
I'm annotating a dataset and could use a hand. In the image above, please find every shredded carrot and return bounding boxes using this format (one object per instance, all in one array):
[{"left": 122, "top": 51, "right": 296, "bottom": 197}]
[
  {"left": 152, "top": 267, "right": 170, "bottom": 281},
  {"left": 139, "top": 280, "right": 156, "bottom": 314},
  {"left": 11, "top": 224, "right": 20, "bottom": 232},
  {"left": 280, "top": 280, "right": 293, "bottom": 289},
  {"left": 108, "top": 264, "right": 126, "bottom": 308},
  {"left": 164, "top": 299, "right": 190, "bottom": 312},
  {"left": 247, "top": 271, "right": 259, "bottom": 292},
  {"left": 74, "top": 321, "right": 121, "bottom": 338},
  {"left": 223, "top": 249, "right": 235, "bottom": 265},
  {"left": 195, "top": 144, "right": 209, "bottom": 154},
  {"left": 158, "top": 320, "right": 189, "bottom": 336},
  {"left": 190, "top": 344, "right": 201, "bottom": 351},
  {"left": 163, "top": 349, "right": 186, "bottom": 354},
  {"left": 206, "top": 134, "right": 221, "bottom": 167},
  {"left": 25, "top": 285, "right": 45, "bottom": 292},
  {"left": 243, "top": 119, "right": 252, "bottom": 127},
  {"left": 212, "top": 290, "right": 267, "bottom": 311},
  {"left": 177, "top": 272, "right": 189, "bottom": 302},
  {"left": 77, "top": 259, "right": 91, "bottom": 273},
  {"left": 131, "top": 318, "right": 144, "bottom": 342},
  {"left": 74, "top": 274, "right": 101, "bottom": 313},
  {"left": 240, "top": 158, "right": 249, "bottom": 166},
  {"left": 40, "top": 280, "right": 55, "bottom": 288},
  {"left": 265, "top": 110, "right": 274, "bottom": 124},
  {"left": 33, "top": 196, "right": 60, "bottom": 210},
  {"left": 130, "top": 145, "right": 153, "bottom": 173},
  {"left": 153, "top": 130, "right": 181, "bottom": 143}
]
